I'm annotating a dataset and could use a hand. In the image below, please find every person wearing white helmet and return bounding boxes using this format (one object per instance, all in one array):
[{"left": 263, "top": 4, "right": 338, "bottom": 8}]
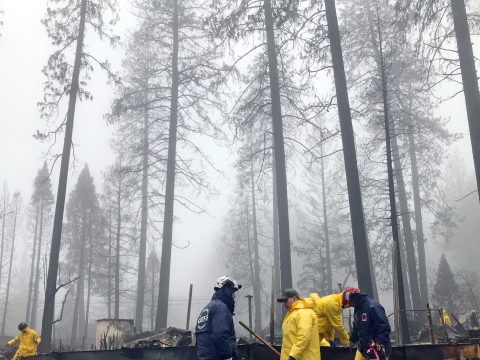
[{"left": 195, "top": 276, "right": 241, "bottom": 360}]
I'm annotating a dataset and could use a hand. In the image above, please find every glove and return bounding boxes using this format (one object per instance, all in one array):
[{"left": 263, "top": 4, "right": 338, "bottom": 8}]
[
  {"left": 374, "top": 342, "right": 386, "bottom": 359},
  {"left": 366, "top": 341, "right": 386, "bottom": 359}
]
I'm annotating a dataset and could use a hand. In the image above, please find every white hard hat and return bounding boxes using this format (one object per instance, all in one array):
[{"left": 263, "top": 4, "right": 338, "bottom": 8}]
[{"left": 214, "top": 275, "right": 242, "bottom": 291}]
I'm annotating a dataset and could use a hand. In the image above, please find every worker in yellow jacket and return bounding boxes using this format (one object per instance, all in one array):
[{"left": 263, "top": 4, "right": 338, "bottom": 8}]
[
  {"left": 277, "top": 289, "right": 321, "bottom": 360},
  {"left": 309, "top": 292, "right": 350, "bottom": 346},
  {"left": 441, "top": 309, "right": 452, "bottom": 326},
  {"left": 7, "top": 322, "right": 41, "bottom": 360}
]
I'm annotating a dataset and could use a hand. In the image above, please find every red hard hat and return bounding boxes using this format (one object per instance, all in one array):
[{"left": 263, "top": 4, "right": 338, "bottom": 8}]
[{"left": 342, "top": 286, "right": 360, "bottom": 308}]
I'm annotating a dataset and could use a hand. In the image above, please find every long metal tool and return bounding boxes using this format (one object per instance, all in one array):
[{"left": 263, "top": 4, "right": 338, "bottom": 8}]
[{"left": 239, "top": 321, "right": 281, "bottom": 357}]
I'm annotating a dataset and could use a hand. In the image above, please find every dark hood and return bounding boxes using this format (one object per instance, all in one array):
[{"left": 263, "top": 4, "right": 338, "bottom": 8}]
[
  {"left": 212, "top": 286, "right": 235, "bottom": 314},
  {"left": 350, "top": 292, "right": 369, "bottom": 306}
]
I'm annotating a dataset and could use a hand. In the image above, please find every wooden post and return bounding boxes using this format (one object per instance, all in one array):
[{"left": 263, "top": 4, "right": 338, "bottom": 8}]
[
  {"left": 427, "top": 303, "right": 435, "bottom": 344},
  {"left": 186, "top": 284, "right": 193, "bottom": 330},
  {"left": 246, "top": 295, "right": 253, "bottom": 342}
]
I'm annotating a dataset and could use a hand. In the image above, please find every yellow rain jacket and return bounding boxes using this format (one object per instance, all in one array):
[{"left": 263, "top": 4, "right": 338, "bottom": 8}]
[
  {"left": 441, "top": 309, "right": 452, "bottom": 326},
  {"left": 7, "top": 327, "right": 41, "bottom": 360},
  {"left": 309, "top": 292, "right": 350, "bottom": 346},
  {"left": 280, "top": 297, "right": 321, "bottom": 360}
]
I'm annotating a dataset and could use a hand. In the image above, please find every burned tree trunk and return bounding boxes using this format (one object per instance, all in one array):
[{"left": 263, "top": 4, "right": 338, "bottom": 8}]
[
  {"left": 135, "top": 84, "right": 150, "bottom": 332},
  {"left": 156, "top": 0, "right": 179, "bottom": 330},
  {"left": 71, "top": 212, "right": 87, "bottom": 347},
  {"left": 263, "top": 0, "right": 293, "bottom": 290},
  {"left": 378, "top": 19, "right": 410, "bottom": 343},
  {"left": 31, "top": 195, "right": 46, "bottom": 329},
  {"left": 250, "top": 159, "right": 263, "bottom": 333},
  {"left": 324, "top": 0, "right": 375, "bottom": 296},
  {"left": 391, "top": 124, "right": 422, "bottom": 312},
  {"left": 26, "top": 202, "right": 40, "bottom": 323},
  {"left": 84, "top": 216, "right": 94, "bottom": 344},
  {"left": 450, "top": 0, "right": 480, "bottom": 203},
  {"left": 115, "top": 179, "right": 121, "bottom": 320},
  {"left": 246, "top": 202, "right": 256, "bottom": 298},
  {"left": 1, "top": 194, "right": 19, "bottom": 336},
  {"left": 408, "top": 127, "right": 428, "bottom": 306},
  {"left": 108, "top": 210, "right": 112, "bottom": 319},
  {"left": 319, "top": 135, "right": 332, "bottom": 293},
  {"left": 272, "top": 158, "right": 282, "bottom": 323},
  {"left": 41, "top": 0, "right": 88, "bottom": 351}
]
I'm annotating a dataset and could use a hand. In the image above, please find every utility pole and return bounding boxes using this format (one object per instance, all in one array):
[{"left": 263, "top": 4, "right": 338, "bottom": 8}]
[
  {"left": 186, "top": 284, "right": 193, "bottom": 330},
  {"left": 324, "top": 0, "right": 375, "bottom": 296}
]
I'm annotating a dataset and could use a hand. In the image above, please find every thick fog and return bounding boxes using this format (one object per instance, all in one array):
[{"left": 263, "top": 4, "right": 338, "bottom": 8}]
[{"left": 0, "top": 0, "right": 479, "bottom": 349}]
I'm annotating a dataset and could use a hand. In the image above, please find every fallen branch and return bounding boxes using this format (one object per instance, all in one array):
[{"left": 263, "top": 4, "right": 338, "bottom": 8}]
[{"left": 51, "top": 287, "right": 73, "bottom": 325}]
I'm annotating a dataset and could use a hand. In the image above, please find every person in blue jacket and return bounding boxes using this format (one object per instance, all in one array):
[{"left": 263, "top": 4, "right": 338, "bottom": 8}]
[
  {"left": 342, "top": 287, "right": 392, "bottom": 360},
  {"left": 195, "top": 275, "right": 242, "bottom": 360}
]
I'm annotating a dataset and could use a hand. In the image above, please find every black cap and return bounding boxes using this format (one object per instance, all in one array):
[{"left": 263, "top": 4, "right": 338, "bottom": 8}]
[{"left": 276, "top": 289, "right": 300, "bottom": 303}]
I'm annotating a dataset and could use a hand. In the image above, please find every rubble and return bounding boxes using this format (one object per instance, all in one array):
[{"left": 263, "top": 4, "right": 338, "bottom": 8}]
[{"left": 123, "top": 327, "right": 192, "bottom": 348}]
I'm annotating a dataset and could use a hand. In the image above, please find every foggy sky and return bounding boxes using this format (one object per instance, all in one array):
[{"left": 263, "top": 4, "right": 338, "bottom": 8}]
[{"left": 0, "top": 0, "right": 479, "bottom": 336}]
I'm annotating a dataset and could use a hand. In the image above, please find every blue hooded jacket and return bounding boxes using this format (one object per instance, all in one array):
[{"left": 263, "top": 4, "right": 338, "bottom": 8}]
[
  {"left": 349, "top": 293, "right": 392, "bottom": 357},
  {"left": 195, "top": 286, "right": 238, "bottom": 360}
]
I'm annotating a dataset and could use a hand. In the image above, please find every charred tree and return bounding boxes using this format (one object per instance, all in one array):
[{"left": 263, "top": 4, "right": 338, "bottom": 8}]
[
  {"left": 250, "top": 156, "right": 263, "bottom": 332},
  {"left": 107, "top": 210, "right": 112, "bottom": 319},
  {"left": 272, "top": 157, "right": 282, "bottom": 322},
  {"left": 41, "top": 0, "right": 88, "bottom": 350},
  {"left": 319, "top": 135, "right": 332, "bottom": 293},
  {"left": 408, "top": 126, "right": 428, "bottom": 306},
  {"left": 450, "top": 0, "right": 480, "bottom": 203},
  {"left": 324, "top": 0, "right": 375, "bottom": 296},
  {"left": 26, "top": 203, "right": 40, "bottom": 323},
  {"left": 378, "top": 18, "right": 410, "bottom": 343},
  {"left": 31, "top": 194, "right": 46, "bottom": 329},
  {"left": 1, "top": 193, "right": 19, "bottom": 336},
  {"left": 115, "top": 170, "right": 122, "bottom": 320},
  {"left": 391, "top": 123, "right": 422, "bottom": 312},
  {"left": 156, "top": 0, "right": 179, "bottom": 329},
  {"left": 84, "top": 214, "right": 94, "bottom": 343},
  {"left": 135, "top": 79, "right": 150, "bottom": 332},
  {"left": 71, "top": 210, "right": 87, "bottom": 347},
  {"left": 263, "top": 0, "right": 293, "bottom": 290}
]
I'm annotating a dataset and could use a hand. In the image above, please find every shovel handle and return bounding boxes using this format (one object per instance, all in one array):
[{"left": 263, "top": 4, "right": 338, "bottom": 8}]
[{"left": 238, "top": 320, "right": 281, "bottom": 357}]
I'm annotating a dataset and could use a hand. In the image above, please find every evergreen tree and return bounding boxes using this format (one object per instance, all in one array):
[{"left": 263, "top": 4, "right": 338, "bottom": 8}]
[
  {"left": 28, "top": 162, "right": 54, "bottom": 329},
  {"left": 1, "top": 192, "right": 20, "bottom": 336},
  {"left": 433, "top": 254, "right": 459, "bottom": 313},
  {"left": 63, "top": 165, "right": 105, "bottom": 348}
]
